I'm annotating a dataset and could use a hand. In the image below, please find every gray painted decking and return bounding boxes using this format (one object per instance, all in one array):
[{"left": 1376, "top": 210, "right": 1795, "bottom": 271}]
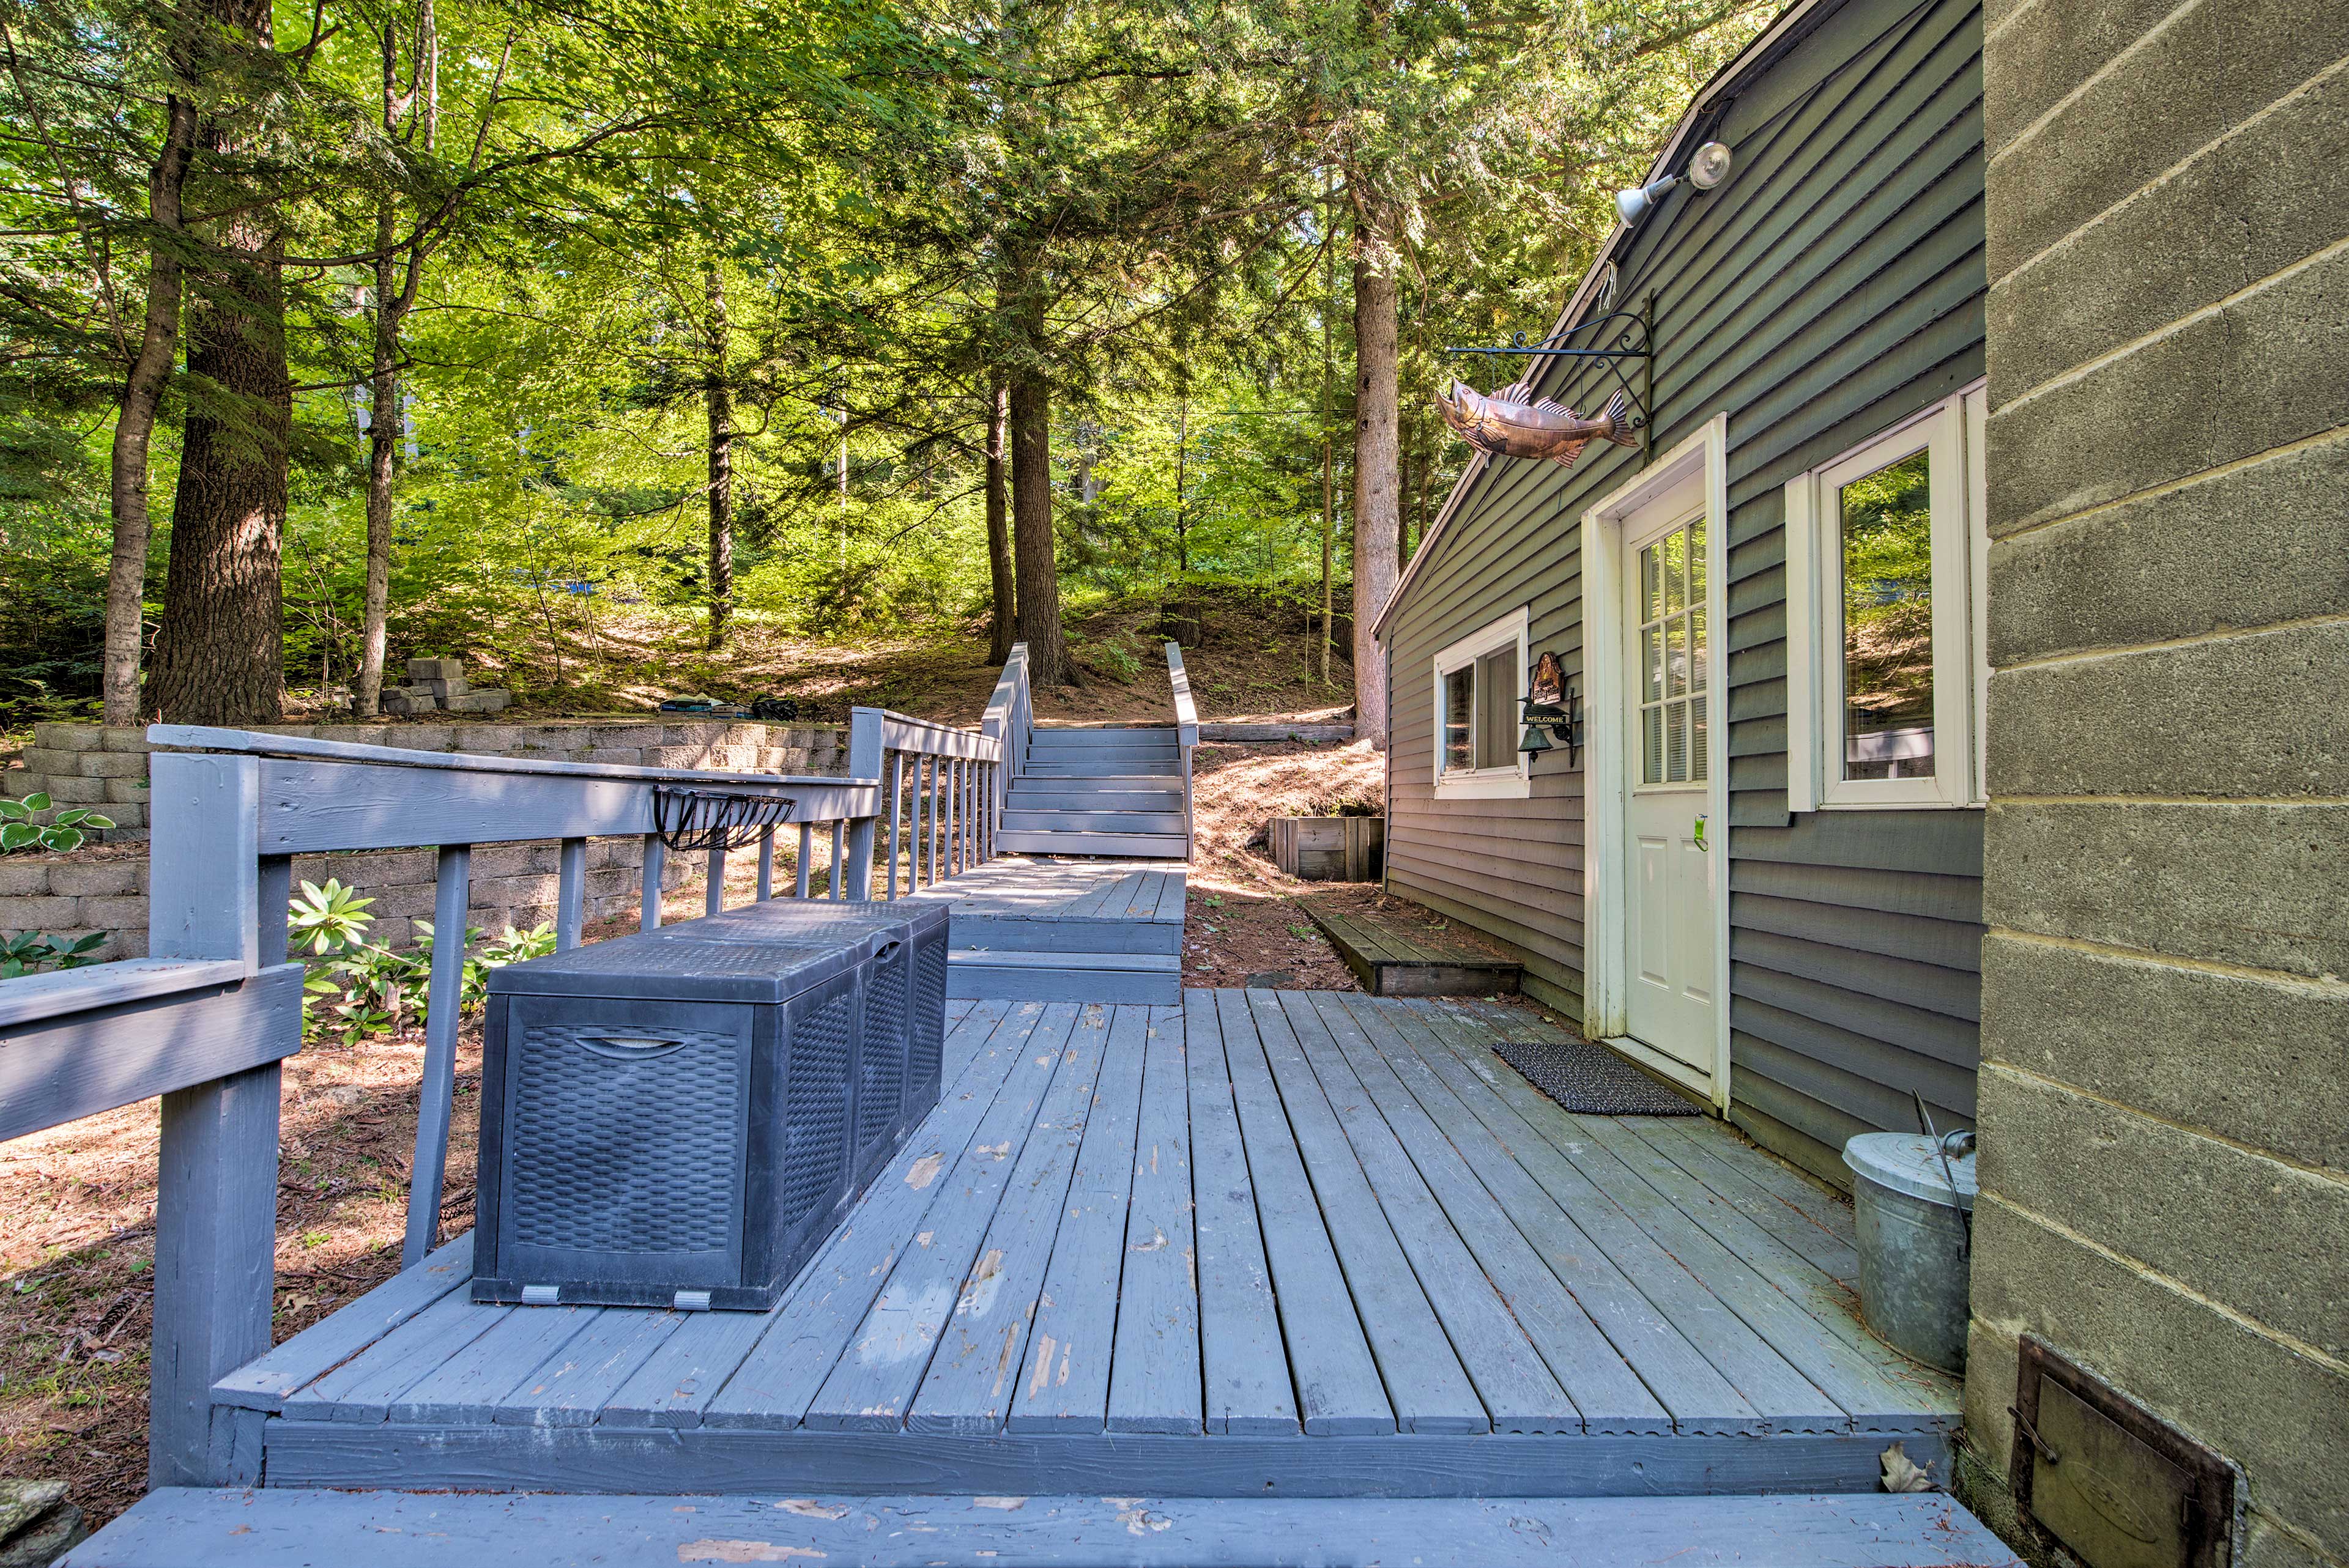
[
  {"left": 915, "top": 857, "right": 1186, "bottom": 1003},
  {"left": 211, "top": 990, "right": 1954, "bottom": 1498}
]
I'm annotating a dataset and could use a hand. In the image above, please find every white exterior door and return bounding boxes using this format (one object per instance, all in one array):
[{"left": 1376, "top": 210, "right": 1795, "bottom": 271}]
[{"left": 1620, "top": 487, "right": 1719, "bottom": 1076}]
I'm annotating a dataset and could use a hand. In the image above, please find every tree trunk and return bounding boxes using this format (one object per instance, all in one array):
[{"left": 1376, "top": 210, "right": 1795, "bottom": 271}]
[
  {"left": 147, "top": 0, "right": 288, "bottom": 727},
  {"left": 102, "top": 93, "right": 196, "bottom": 727},
  {"left": 705, "top": 265, "right": 733, "bottom": 651},
  {"left": 1008, "top": 363, "right": 1066, "bottom": 687},
  {"left": 356, "top": 200, "right": 403, "bottom": 716},
  {"left": 984, "top": 377, "right": 1015, "bottom": 664},
  {"left": 354, "top": 0, "right": 436, "bottom": 718},
  {"left": 1351, "top": 237, "right": 1400, "bottom": 748},
  {"left": 1319, "top": 175, "right": 1337, "bottom": 687}
]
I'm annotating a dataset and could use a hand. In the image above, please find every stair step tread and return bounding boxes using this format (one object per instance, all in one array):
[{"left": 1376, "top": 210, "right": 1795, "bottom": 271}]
[
  {"left": 950, "top": 949, "right": 1179, "bottom": 972},
  {"left": 69, "top": 1488, "right": 2024, "bottom": 1567}
]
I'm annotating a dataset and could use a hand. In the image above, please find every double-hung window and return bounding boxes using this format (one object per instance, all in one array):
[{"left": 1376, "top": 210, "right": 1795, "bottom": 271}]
[
  {"left": 1431, "top": 607, "right": 1531, "bottom": 799},
  {"left": 1785, "top": 383, "right": 1988, "bottom": 810}
]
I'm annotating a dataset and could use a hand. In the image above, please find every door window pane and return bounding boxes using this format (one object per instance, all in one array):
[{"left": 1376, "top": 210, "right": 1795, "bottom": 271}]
[
  {"left": 1443, "top": 666, "right": 1474, "bottom": 773},
  {"left": 1636, "top": 514, "right": 1710, "bottom": 791},
  {"left": 1838, "top": 449, "right": 1934, "bottom": 780}
]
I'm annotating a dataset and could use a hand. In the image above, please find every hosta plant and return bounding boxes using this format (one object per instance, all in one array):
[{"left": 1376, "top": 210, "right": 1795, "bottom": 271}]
[{"left": 0, "top": 794, "right": 116, "bottom": 853}]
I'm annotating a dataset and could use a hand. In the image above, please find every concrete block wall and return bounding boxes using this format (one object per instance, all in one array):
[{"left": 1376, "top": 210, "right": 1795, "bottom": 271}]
[
  {"left": 1964, "top": 6, "right": 2349, "bottom": 1567},
  {"left": 1, "top": 718, "right": 848, "bottom": 960}
]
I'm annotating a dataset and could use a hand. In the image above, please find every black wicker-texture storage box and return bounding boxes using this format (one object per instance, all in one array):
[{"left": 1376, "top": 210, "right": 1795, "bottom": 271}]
[
  {"left": 651, "top": 899, "right": 949, "bottom": 1187},
  {"left": 474, "top": 934, "right": 869, "bottom": 1312}
]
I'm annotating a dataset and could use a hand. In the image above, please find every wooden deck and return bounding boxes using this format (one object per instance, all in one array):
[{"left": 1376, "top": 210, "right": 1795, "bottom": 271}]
[
  {"left": 1305, "top": 897, "right": 1523, "bottom": 996},
  {"left": 208, "top": 991, "right": 1954, "bottom": 1499},
  {"left": 918, "top": 856, "right": 1186, "bottom": 1003}
]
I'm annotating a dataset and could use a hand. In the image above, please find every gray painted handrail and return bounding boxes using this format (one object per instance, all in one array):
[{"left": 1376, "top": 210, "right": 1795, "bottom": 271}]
[
  {"left": 1165, "top": 642, "right": 1200, "bottom": 861},
  {"left": 0, "top": 957, "right": 245, "bottom": 1028}
]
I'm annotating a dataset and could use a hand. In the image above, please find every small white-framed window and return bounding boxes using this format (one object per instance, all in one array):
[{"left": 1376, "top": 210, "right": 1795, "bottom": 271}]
[
  {"left": 1785, "top": 382, "right": 1987, "bottom": 812},
  {"left": 1431, "top": 607, "right": 1531, "bottom": 800}
]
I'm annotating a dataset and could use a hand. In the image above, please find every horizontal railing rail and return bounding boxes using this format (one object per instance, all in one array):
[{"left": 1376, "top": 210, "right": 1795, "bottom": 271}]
[
  {"left": 1, "top": 712, "right": 922, "bottom": 1490},
  {"left": 1165, "top": 641, "right": 1200, "bottom": 860}
]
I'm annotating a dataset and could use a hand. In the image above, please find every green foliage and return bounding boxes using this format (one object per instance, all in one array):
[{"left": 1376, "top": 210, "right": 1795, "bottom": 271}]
[
  {"left": 0, "top": 930, "right": 107, "bottom": 978},
  {"left": 289, "top": 877, "right": 555, "bottom": 1040},
  {"left": 0, "top": 793, "right": 116, "bottom": 853}
]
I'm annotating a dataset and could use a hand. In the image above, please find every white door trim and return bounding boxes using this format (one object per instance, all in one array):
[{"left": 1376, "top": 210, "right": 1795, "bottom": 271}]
[{"left": 1580, "top": 413, "right": 1732, "bottom": 1110}]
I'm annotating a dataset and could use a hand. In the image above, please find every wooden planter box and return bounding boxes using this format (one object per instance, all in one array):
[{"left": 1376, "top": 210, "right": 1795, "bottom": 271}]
[{"left": 1270, "top": 816, "right": 1384, "bottom": 881}]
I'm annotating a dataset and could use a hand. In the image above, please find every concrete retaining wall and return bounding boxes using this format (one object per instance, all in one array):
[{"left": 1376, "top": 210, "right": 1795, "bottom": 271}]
[
  {"left": 1963, "top": 9, "right": 2349, "bottom": 1567},
  {"left": 1, "top": 719, "right": 849, "bottom": 960}
]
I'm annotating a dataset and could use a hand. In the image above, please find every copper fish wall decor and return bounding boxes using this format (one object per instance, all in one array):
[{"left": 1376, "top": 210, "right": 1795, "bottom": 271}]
[{"left": 1434, "top": 382, "right": 1640, "bottom": 468}]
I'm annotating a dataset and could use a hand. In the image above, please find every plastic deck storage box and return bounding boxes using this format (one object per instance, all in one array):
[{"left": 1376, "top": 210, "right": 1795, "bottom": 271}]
[
  {"left": 473, "top": 932, "right": 872, "bottom": 1312},
  {"left": 652, "top": 900, "right": 950, "bottom": 1187}
]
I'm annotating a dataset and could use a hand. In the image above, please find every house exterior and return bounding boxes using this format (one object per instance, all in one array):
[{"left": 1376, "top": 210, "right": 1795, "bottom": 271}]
[{"left": 1375, "top": 0, "right": 1990, "bottom": 1184}]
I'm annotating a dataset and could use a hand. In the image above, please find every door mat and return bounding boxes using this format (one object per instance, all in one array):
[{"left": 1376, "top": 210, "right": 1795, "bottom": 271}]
[{"left": 1490, "top": 1037, "right": 1700, "bottom": 1116}]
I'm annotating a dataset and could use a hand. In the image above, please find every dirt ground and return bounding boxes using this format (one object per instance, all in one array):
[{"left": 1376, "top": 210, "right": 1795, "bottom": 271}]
[
  {"left": 313, "top": 586, "right": 1359, "bottom": 731},
  {"left": 1, "top": 740, "right": 1575, "bottom": 1532}
]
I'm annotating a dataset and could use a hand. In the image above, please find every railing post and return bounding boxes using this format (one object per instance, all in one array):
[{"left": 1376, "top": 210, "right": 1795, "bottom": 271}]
[
  {"left": 884, "top": 753, "right": 904, "bottom": 898},
  {"left": 558, "top": 837, "right": 588, "bottom": 948},
  {"left": 144, "top": 747, "right": 290, "bottom": 1488},
  {"left": 705, "top": 838, "right": 728, "bottom": 917},
  {"left": 640, "top": 833, "right": 666, "bottom": 931},
  {"left": 404, "top": 843, "right": 472, "bottom": 1267},
  {"left": 846, "top": 708, "right": 883, "bottom": 903},
  {"left": 755, "top": 826, "right": 774, "bottom": 901},
  {"left": 921, "top": 755, "right": 938, "bottom": 886},
  {"left": 795, "top": 821, "right": 814, "bottom": 898}
]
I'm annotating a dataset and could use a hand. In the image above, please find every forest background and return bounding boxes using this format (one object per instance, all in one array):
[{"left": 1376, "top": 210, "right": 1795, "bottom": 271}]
[{"left": 0, "top": 0, "right": 1767, "bottom": 741}]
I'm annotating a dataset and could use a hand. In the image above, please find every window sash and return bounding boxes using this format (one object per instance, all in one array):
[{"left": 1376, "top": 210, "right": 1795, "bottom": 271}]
[
  {"left": 1431, "top": 608, "right": 1530, "bottom": 796},
  {"left": 1784, "top": 387, "right": 1984, "bottom": 812}
]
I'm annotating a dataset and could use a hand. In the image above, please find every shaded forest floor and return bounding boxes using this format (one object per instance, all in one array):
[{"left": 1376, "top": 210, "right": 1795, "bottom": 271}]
[{"left": 351, "top": 583, "right": 1358, "bottom": 729}]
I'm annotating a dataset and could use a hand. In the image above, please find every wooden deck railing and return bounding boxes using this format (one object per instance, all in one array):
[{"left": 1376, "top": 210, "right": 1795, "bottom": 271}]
[
  {"left": 0, "top": 701, "right": 1038, "bottom": 1490},
  {"left": 1165, "top": 641, "right": 1200, "bottom": 860}
]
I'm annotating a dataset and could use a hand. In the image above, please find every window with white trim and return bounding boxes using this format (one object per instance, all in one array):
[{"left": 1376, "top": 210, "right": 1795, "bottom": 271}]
[
  {"left": 1784, "top": 384, "right": 1987, "bottom": 811},
  {"left": 1431, "top": 607, "right": 1531, "bottom": 799}
]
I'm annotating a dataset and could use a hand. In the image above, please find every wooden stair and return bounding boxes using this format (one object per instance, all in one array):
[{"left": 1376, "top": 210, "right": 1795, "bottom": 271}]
[
  {"left": 69, "top": 1488, "right": 2022, "bottom": 1566},
  {"left": 995, "top": 725, "right": 1190, "bottom": 859}
]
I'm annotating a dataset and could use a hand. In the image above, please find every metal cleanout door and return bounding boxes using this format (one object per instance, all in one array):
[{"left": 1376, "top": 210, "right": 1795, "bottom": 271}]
[{"left": 1620, "top": 487, "right": 1720, "bottom": 1081}]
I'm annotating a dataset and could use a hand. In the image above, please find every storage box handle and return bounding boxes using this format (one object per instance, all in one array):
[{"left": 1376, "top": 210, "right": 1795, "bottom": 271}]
[
  {"left": 874, "top": 939, "right": 903, "bottom": 963},
  {"left": 576, "top": 1032, "right": 691, "bottom": 1062}
]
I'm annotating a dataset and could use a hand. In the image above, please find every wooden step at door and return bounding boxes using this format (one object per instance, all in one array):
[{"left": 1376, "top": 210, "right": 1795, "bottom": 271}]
[{"left": 69, "top": 1488, "right": 2024, "bottom": 1567}]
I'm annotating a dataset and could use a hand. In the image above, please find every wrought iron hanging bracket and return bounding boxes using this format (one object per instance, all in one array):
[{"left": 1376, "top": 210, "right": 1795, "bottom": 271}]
[{"left": 1444, "top": 295, "right": 1658, "bottom": 459}]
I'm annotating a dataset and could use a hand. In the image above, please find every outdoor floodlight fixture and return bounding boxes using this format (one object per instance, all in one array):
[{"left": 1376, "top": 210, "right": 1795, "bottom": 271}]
[
  {"left": 1687, "top": 141, "right": 1734, "bottom": 189},
  {"left": 1615, "top": 141, "right": 1735, "bottom": 224}
]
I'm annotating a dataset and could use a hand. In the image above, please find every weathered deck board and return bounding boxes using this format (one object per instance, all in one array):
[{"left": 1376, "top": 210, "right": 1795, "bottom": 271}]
[
  {"left": 72, "top": 1487, "right": 2022, "bottom": 1567},
  {"left": 908, "top": 1005, "right": 1110, "bottom": 1434},
  {"left": 1271, "top": 991, "right": 1608, "bottom": 1433},
  {"left": 1181, "top": 989, "right": 1302, "bottom": 1436},
  {"left": 221, "top": 985, "right": 1958, "bottom": 1497},
  {"left": 1009, "top": 1005, "right": 1149, "bottom": 1433},
  {"left": 802, "top": 1004, "right": 1084, "bottom": 1430},
  {"left": 1356, "top": 999, "right": 1842, "bottom": 1432},
  {"left": 707, "top": 1002, "right": 1063, "bottom": 1430},
  {"left": 1405, "top": 1003, "right": 1949, "bottom": 1427},
  {"left": 1298, "top": 991, "right": 1677, "bottom": 1433},
  {"left": 1205, "top": 991, "right": 1394, "bottom": 1435},
  {"left": 1622, "top": 1114, "right": 1864, "bottom": 1282},
  {"left": 1225, "top": 989, "right": 1486, "bottom": 1434},
  {"left": 73, "top": 1483, "right": 2020, "bottom": 1568},
  {"left": 212, "top": 1233, "right": 472, "bottom": 1413},
  {"left": 1106, "top": 1004, "right": 1202, "bottom": 1435},
  {"left": 489, "top": 1306, "right": 685, "bottom": 1428}
]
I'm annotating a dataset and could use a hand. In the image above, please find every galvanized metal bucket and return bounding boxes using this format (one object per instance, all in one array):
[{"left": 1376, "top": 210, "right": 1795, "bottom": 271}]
[{"left": 1844, "top": 1131, "right": 1976, "bottom": 1374}]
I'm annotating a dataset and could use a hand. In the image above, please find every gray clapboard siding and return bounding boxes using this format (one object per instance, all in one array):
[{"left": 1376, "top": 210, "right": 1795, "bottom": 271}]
[{"left": 1382, "top": 0, "right": 1989, "bottom": 1183}]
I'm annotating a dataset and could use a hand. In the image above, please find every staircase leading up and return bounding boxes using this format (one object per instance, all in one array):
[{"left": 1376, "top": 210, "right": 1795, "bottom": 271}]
[{"left": 996, "top": 725, "right": 1191, "bottom": 859}]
